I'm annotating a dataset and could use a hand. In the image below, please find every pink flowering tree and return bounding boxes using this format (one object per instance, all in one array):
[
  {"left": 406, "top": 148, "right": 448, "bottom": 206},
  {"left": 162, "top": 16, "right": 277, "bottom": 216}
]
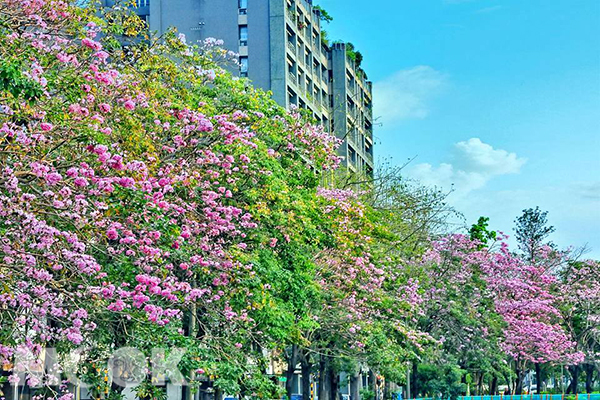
[
  {"left": 2, "top": 2, "right": 591, "bottom": 400},
  {"left": 558, "top": 259, "right": 600, "bottom": 393},
  {"left": 423, "top": 234, "right": 582, "bottom": 394},
  {"left": 412, "top": 234, "right": 506, "bottom": 397},
  {"left": 294, "top": 187, "right": 432, "bottom": 400},
  {"left": 480, "top": 241, "right": 583, "bottom": 393},
  {"left": 0, "top": 1, "right": 344, "bottom": 398}
]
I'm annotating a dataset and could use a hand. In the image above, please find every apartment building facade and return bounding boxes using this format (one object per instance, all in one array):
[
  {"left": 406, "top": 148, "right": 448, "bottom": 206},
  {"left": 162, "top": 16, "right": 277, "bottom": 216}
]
[{"left": 131, "top": 0, "right": 374, "bottom": 176}]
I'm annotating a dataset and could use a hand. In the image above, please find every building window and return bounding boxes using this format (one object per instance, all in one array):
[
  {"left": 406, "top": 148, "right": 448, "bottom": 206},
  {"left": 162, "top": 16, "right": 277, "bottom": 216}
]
[
  {"left": 348, "top": 146, "right": 357, "bottom": 164},
  {"left": 239, "top": 57, "right": 248, "bottom": 77},
  {"left": 288, "top": 88, "right": 298, "bottom": 107},
  {"left": 138, "top": 14, "right": 149, "bottom": 25},
  {"left": 136, "top": 0, "right": 149, "bottom": 7},
  {"left": 239, "top": 26, "right": 248, "bottom": 46},
  {"left": 238, "top": 0, "right": 247, "bottom": 14}
]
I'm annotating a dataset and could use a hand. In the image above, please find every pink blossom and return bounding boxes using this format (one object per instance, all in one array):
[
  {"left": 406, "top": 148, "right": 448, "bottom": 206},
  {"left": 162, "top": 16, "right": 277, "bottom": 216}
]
[
  {"left": 123, "top": 100, "right": 136, "bottom": 110},
  {"left": 81, "top": 38, "right": 102, "bottom": 51},
  {"left": 107, "top": 300, "right": 126, "bottom": 312},
  {"left": 45, "top": 172, "right": 62, "bottom": 185},
  {"left": 118, "top": 177, "right": 135, "bottom": 188},
  {"left": 99, "top": 103, "right": 111, "bottom": 113},
  {"left": 106, "top": 228, "right": 118, "bottom": 240},
  {"left": 94, "top": 50, "right": 109, "bottom": 60}
]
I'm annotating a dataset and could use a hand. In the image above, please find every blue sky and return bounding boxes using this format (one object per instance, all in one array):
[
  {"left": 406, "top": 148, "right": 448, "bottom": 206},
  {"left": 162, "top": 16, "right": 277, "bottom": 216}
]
[{"left": 319, "top": 0, "right": 600, "bottom": 257}]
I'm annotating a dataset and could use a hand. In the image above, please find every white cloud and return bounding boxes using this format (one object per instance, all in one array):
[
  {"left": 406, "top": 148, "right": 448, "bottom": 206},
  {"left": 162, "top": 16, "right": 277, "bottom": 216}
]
[
  {"left": 409, "top": 138, "right": 527, "bottom": 197},
  {"left": 572, "top": 182, "right": 600, "bottom": 201},
  {"left": 408, "top": 141, "right": 600, "bottom": 257},
  {"left": 373, "top": 66, "right": 447, "bottom": 125},
  {"left": 452, "top": 138, "right": 526, "bottom": 175}
]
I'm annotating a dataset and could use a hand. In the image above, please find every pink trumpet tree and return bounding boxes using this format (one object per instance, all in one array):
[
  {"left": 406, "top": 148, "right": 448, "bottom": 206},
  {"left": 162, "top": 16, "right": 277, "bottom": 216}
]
[{"left": 426, "top": 234, "right": 582, "bottom": 393}]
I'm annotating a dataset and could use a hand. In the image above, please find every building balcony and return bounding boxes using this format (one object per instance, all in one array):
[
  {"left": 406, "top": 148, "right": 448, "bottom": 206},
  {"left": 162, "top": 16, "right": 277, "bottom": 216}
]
[
  {"left": 288, "top": 72, "right": 298, "bottom": 86},
  {"left": 297, "top": 0, "right": 312, "bottom": 13},
  {"left": 287, "top": 41, "right": 296, "bottom": 54},
  {"left": 286, "top": 7, "right": 296, "bottom": 24},
  {"left": 297, "top": 81, "right": 306, "bottom": 96},
  {"left": 347, "top": 85, "right": 356, "bottom": 99}
]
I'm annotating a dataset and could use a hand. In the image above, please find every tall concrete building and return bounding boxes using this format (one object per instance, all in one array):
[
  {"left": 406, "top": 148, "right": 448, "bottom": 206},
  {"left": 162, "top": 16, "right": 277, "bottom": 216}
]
[{"left": 119, "top": 0, "right": 375, "bottom": 177}]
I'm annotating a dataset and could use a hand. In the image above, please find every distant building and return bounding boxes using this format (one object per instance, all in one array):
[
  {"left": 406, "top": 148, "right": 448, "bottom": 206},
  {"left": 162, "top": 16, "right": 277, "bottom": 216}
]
[{"left": 106, "top": 0, "right": 375, "bottom": 176}]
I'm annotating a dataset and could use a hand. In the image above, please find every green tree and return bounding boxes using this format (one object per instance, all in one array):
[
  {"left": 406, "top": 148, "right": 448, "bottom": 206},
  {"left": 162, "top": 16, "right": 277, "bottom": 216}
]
[
  {"left": 514, "top": 207, "right": 555, "bottom": 261},
  {"left": 417, "top": 362, "right": 466, "bottom": 400},
  {"left": 313, "top": 5, "right": 333, "bottom": 24},
  {"left": 469, "top": 216, "right": 497, "bottom": 248}
]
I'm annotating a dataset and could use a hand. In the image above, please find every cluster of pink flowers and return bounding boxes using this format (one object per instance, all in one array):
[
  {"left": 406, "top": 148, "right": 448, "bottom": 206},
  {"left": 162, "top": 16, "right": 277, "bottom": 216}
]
[
  {"left": 427, "top": 234, "right": 584, "bottom": 365},
  {"left": 0, "top": 1, "right": 360, "bottom": 391}
]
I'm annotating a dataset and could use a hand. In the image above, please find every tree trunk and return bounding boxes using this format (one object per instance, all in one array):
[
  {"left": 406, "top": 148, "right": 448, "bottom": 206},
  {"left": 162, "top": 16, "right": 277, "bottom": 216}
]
[
  {"left": 572, "top": 365, "right": 580, "bottom": 394},
  {"left": 214, "top": 387, "right": 223, "bottom": 400},
  {"left": 369, "top": 370, "right": 378, "bottom": 400},
  {"left": 566, "top": 365, "right": 580, "bottom": 394},
  {"left": 286, "top": 345, "right": 300, "bottom": 400},
  {"left": 330, "top": 369, "right": 339, "bottom": 400},
  {"left": 490, "top": 376, "right": 498, "bottom": 395},
  {"left": 406, "top": 367, "right": 411, "bottom": 400},
  {"left": 502, "top": 372, "right": 512, "bottom": 395},
  {"left": 319, "top": 356, "right": 331, "bottom": 400},
  {"left": 411, "top": 363, "right": 418, "bottom": 399},
  {"left": 535, "top": 363, "right": 542, "bottom": 394},
  {"left": 585, "top": 364, "right": 594, "bottom": 394},
  {"left": 477, "top": 372, "right": 484, "bottom": 395},
  {"left": 515, "top": 364, "right": 524, "bottom": 395},
  {"left": 350, "top": 371, "right": 360, "bottom": 400},
  {"left": 301, "top": 355, "right": 312, "bottom": 400},
  {"left": 184, "top": 297, "right": 197, "bottom": 400}
]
